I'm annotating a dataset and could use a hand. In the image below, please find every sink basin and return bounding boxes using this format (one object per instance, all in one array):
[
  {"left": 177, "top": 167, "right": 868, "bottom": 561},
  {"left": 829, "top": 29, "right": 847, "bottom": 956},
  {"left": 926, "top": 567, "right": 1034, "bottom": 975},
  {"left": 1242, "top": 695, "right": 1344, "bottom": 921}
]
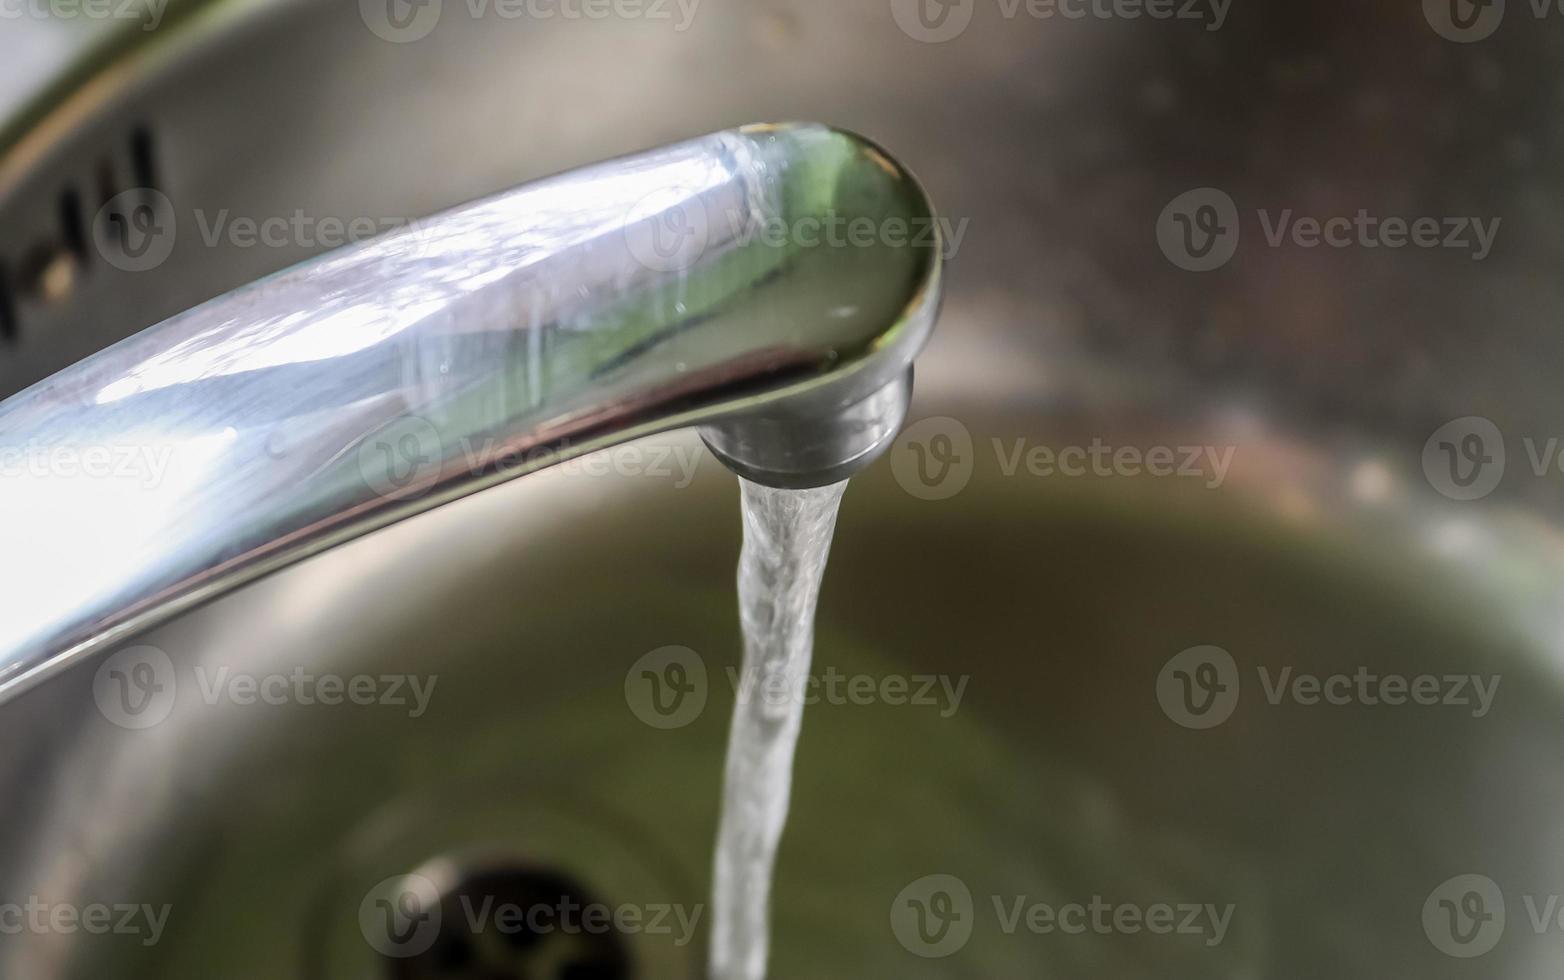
[
  {"left": 4, "top": 0, "right": 1564, "bottom": 977},
  {"left": 6, "top": 412, "right": 1562, "bottom": 978}
]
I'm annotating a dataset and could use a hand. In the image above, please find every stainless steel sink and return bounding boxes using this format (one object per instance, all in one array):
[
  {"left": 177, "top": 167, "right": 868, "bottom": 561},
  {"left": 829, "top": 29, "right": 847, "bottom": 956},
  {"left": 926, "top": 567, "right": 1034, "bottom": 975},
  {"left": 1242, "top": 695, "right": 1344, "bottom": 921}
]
[{"left": 5, "top": 1, "right": 1564, "bottom": 977}]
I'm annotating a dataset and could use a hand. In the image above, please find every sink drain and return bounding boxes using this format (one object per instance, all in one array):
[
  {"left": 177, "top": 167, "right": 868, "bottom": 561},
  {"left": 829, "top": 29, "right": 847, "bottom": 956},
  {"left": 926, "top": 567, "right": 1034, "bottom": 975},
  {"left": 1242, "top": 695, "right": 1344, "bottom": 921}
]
[{"left": 382, "top": 863, "right": 632, "bottom": 980}]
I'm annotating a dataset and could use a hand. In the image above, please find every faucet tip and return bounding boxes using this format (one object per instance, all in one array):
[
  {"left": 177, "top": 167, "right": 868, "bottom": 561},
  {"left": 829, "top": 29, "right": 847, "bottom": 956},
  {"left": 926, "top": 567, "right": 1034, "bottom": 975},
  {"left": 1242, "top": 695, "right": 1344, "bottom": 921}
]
[{"left": 701, "top": 369, "right": 913, "bottom": 489}]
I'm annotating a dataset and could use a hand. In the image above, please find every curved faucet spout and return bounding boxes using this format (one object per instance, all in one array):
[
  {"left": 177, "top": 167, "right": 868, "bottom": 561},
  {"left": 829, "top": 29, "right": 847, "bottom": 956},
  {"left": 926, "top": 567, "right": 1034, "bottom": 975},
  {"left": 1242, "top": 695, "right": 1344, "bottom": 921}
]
[{"left": 0, "top": 122, "right": 943, "bottom": 704}]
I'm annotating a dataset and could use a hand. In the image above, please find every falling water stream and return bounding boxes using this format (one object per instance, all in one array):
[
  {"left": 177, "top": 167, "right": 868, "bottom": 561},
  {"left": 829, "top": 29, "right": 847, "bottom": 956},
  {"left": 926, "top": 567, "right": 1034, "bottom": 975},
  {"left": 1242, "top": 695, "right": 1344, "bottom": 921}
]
[{"left": 708, "top": 477, "right": 850, "bottom": 980}]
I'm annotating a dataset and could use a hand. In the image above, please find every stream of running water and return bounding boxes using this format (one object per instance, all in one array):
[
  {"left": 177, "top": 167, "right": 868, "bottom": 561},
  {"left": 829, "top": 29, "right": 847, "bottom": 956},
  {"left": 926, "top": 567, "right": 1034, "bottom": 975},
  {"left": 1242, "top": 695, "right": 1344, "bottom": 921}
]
[{"left": 707, "top": 477, "right": 849, "bottom": 980}]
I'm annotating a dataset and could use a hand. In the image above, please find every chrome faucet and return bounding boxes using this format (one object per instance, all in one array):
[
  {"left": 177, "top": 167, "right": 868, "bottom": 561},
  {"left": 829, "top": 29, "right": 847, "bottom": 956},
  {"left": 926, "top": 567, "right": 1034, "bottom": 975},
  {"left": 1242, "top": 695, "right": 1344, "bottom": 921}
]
[{"left": 0, "top": 123, "right": 942, "bottom": 705}]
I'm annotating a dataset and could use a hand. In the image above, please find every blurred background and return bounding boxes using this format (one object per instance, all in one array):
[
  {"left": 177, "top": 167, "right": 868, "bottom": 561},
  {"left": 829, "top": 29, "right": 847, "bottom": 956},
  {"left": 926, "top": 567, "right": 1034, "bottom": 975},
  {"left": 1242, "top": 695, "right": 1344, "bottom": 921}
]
[{"left": 3, "top": 0, "right": 1564, "bottom": 977}]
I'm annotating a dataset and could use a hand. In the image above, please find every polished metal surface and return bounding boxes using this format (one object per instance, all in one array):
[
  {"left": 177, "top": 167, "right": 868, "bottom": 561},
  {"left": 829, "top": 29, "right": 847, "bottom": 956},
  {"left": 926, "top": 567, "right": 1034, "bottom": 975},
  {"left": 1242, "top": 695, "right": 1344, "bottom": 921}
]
[
  {"left": 2, "top": 1, "right": 1564, "bottom": 978},
  {"left": 0, "top": 121, "right": 940, "bottom": 704}
]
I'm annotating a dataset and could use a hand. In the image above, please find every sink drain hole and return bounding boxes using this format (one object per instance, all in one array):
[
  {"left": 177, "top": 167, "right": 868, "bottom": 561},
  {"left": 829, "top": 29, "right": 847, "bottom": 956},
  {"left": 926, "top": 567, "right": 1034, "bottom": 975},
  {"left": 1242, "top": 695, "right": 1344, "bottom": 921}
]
[{"left": 384, "top": 863, "right": 632, "bottom": 980}]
